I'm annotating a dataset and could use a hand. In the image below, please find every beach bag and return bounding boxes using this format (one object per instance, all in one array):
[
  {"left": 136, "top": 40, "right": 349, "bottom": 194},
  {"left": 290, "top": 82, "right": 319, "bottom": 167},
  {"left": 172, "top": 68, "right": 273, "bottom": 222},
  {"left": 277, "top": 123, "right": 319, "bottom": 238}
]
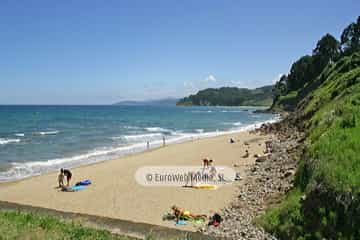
[{"left": 208, "top": 213, "right": 222, "bottom": 227}]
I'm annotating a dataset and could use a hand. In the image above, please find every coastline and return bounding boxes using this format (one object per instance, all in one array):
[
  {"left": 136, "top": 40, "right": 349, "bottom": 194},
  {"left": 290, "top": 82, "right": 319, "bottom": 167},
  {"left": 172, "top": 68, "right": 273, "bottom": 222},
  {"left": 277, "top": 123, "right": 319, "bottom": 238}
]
[
  {"left": 0, "top": 128, "right": 275, "bottom": 231},
  {"left": 0, "top": 116, "right": 280, "bottom": 183}
]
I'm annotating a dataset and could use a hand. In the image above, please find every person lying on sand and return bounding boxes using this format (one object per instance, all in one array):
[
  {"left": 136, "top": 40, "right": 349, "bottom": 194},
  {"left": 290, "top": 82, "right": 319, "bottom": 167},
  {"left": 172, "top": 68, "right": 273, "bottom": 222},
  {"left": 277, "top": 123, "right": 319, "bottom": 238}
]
[
  {"left": 171, "top": 205, "right": 207, "bottom": 222},
  {"left": 60, "top": 168, "right": 72, "bottom": 186}
]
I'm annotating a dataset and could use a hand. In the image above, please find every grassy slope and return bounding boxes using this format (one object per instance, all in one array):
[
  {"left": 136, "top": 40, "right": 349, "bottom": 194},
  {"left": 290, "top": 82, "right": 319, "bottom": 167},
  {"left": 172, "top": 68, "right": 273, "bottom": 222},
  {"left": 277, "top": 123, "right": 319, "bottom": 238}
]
[
  {"left": 259, "top": 53, "right": 360, "bottom": 240},
  {"left": 0, "top": 210, "right": 137, "bottom": 240}
]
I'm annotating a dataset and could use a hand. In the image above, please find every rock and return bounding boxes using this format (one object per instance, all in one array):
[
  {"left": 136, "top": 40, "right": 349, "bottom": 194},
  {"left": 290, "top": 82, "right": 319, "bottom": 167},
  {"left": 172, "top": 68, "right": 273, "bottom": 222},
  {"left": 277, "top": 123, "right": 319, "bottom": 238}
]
[
  {"left": 203, "top": 122, "right": 302, "bottom": 240},
  {"left": 284, "top": 170, "right": 295, "bottom": 178},
  {"left": 256, "top": 156, "right": 267, "bottom": 163}
]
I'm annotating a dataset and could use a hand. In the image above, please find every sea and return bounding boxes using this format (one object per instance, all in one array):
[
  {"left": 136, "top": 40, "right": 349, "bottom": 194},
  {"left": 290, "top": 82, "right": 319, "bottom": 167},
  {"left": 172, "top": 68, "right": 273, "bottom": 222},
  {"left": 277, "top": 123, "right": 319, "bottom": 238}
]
[{"left": 0, "top": 105, "right": 278, "bottom": 182}]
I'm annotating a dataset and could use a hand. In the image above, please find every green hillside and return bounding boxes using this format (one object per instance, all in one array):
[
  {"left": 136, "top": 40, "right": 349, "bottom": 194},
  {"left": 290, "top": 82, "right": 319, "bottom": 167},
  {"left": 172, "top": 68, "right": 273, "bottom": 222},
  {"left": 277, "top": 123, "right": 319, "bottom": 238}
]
[
  {"left": 176, "top": 85, "right": 273, "bottom": 106},
  {"left": 259, "top": 16, "right": 360, "bottom": 239}
]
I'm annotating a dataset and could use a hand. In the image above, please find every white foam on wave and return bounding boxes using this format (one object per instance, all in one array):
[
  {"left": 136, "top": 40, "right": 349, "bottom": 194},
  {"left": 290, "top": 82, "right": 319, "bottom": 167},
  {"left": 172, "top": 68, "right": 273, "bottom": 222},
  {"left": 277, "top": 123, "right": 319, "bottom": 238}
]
[
  {"left": 221, "top": 110, "right": 244, "bottom": 113},
  {"left": 14, "top": 133, "right": 25, "bottom": 137},
  {"left": 123, "top": 133, "right": 163, "bottom": 141},
  {"left": 0, "top": 115, "right": 281, "bottom": 182},
  {"left": 233, "top": 121, "right": 243, "bottom": 126},
  {"left": 123, "top": 126, "right": 140, "bottom": 130},
  {"left": 0, "top": 138, "right": 21, "bottom": 145},
  {"left": 145, "top": 127, "right": 171, "bottom": 132},
  {"left": 190, "top": 110, "right": 213, "bottom": 113},
  {"left": 34, "top": 131, "right": 59, "bottom": 136}
]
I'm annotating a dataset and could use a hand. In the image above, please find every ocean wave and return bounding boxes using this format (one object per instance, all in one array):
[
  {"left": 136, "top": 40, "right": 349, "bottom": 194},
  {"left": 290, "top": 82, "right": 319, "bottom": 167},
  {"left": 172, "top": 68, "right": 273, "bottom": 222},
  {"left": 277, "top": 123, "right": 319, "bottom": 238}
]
[
  {"left": 123, "top": 126, "right": 140, "bottom": 130},
  {"left": 233, "top": 121, "right": 243, "bottom": 126},
  {"left": 123, "top": 133, "right": 163, "bottom": 141},
  {"left": 221, "top": 110, "right": 244, "bottom": 113},
  {"left": 145, "top": 127, "right": 171, "bottom": 132},
  {"left": 33, "top": 130, "right": 59, "bottom": 136},
  {"left": 0, "top": 116, "right": 281, "bottom": 182},
  {"left": 0, "top": 138, "right": 21, "bottom": 145},
  {"left": 195, "top": 129, "right": 204, "bottom": 133},
  {"left": 190, "top": 110, "right": 213, "bottom": 113},
  {"left": 14, "top": 133, "right": 25, "bottom": 137}
]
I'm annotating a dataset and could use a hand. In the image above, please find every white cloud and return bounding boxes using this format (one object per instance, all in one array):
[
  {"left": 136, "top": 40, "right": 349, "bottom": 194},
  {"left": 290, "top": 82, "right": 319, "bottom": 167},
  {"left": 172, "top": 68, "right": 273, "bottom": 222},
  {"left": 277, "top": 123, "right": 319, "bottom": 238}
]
[{"left": 204, "top": 74, "right": 217, "bottom": 83}]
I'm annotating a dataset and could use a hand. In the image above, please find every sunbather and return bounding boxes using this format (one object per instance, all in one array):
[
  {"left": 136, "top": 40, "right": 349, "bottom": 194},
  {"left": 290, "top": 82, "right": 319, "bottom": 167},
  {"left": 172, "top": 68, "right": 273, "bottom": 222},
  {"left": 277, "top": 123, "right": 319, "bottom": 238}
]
[{"left": 171, "top": 205, "right": 207, "bottom": 222}]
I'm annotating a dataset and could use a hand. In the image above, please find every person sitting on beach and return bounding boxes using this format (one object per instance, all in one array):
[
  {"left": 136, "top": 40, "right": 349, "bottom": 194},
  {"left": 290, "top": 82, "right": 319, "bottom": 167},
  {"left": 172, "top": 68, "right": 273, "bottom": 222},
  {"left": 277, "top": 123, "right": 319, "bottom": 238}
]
[
  {"left": 242, "top": 150, "right": 249, "bottom": 158},
  {"left": 58, "top": 171, "right": 64, "bottom": 188},
  {"left": 61, "top": 168, "right": 72, "bottom": 186},
  {"left": 171, "top": 205, "right": 207, "bottom": 222}
]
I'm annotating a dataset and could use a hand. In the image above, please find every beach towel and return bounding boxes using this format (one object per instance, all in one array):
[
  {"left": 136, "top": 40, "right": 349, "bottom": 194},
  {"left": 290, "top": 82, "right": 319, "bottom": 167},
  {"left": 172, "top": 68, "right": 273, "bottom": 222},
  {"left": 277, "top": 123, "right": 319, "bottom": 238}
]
[
  {"left": 193, "top": 184, "right": 217, "bottom": 190},
  {"left": 188, "top": 218, "right": 205, "bottom": 225},
  {"left": 75, "top": 179, "right": 92, "bottom": 186},
  {"left": 175, "top": 220, "right": 187, "bottom": 225},
  {"left": 71, "top": 185, "right": 86, "bottom": 191},
  {"left": 61, "top": 185, "right": 86, "bottom": 192}
]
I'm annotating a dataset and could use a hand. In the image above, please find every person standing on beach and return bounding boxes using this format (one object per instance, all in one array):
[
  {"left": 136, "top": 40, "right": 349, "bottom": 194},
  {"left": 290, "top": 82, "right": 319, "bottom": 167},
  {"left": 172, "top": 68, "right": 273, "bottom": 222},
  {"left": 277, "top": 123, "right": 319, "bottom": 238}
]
[
  {"left": 60, "top": 168, "right": 72, "bottom": 186},
  {"left": 58, "top": 171, "right": 64, "bottom": 187}
]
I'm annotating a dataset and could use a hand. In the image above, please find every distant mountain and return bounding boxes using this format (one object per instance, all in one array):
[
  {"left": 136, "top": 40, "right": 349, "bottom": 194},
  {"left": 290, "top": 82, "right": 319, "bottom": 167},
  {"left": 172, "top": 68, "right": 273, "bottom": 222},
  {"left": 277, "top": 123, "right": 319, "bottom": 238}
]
[
  {"left": 114, "top": 98, "right": 179, "bottom": 106},
  {"left": 176, "top": 85, "right": 274, "bottom": 106}
]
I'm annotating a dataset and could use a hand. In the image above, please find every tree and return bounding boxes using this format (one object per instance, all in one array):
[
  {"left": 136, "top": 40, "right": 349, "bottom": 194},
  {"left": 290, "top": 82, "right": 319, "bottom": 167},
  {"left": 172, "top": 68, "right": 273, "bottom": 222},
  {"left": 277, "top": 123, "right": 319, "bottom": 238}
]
[
  {"left": 341, "top": 16, "right": 360, "bottom": 55},
  {"left": 313, "top": 33, "right": 340, "bottom": 66},
  {"left": 273, "top": 74, "right": 288, "bottom": 99},
  {"left": 287, "top": 55, "right": 315, "bottom": 91}
]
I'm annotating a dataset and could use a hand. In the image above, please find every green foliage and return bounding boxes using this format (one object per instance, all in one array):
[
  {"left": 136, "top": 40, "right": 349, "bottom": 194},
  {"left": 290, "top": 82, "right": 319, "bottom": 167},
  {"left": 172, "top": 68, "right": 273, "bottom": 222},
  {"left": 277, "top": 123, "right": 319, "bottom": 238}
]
[
  {"left": 261, "top": 48, "right": 360, "bottom": 239},
  {"left": 341, "top": 16, "right": 360, "bottom": 55},
  {"left": 176, "top": 85, "right": 273, "bottom": 106},
  {"left": 0, "top": 210, "right": 136, "bottom": 240},
  {"left": 287, "top": 55, "right": 317, "bottom": 92},
  {"left": 313, "top": 33, "right": 341, "bottom": 72},
  {"left": 257, "top": 190, "right": 304, "bottom": 239}
]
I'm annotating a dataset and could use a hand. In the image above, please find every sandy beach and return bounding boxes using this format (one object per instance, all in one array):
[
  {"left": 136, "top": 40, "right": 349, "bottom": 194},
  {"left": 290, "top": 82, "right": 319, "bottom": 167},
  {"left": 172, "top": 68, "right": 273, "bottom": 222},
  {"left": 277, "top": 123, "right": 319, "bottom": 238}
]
[{"left": 0, "top": 130, "right": 272, "bottom": 231}]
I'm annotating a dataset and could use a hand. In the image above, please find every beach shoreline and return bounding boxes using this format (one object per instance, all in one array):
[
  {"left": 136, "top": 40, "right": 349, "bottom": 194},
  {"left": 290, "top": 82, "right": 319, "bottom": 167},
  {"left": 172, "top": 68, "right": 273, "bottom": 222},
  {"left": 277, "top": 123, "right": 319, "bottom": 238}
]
[
  {"left": 0, "top": 116, "right": 279, "bottom": 183},
  {"left": 0, "top": 128, "right": 275, "bottom": 231}
]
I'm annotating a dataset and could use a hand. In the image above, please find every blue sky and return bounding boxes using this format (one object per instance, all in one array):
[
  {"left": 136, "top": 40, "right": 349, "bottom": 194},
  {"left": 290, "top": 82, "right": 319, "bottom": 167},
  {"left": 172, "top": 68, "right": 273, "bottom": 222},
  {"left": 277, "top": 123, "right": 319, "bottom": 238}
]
[{"left": 0, "top": 0, "right": 359, "bottom": 104}]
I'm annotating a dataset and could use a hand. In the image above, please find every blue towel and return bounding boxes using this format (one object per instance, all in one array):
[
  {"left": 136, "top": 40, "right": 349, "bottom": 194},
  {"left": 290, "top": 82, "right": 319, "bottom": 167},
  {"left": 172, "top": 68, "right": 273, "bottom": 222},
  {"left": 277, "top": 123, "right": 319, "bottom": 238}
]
[
  {"left": 70, "top": 185, "right": 86, "bottom": 191},
  {"left": 175, "top": 220, "right": 187, "bottom": 225},
  {"left": 75, "top": 179, "right": 92, "bottom": 186}
]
